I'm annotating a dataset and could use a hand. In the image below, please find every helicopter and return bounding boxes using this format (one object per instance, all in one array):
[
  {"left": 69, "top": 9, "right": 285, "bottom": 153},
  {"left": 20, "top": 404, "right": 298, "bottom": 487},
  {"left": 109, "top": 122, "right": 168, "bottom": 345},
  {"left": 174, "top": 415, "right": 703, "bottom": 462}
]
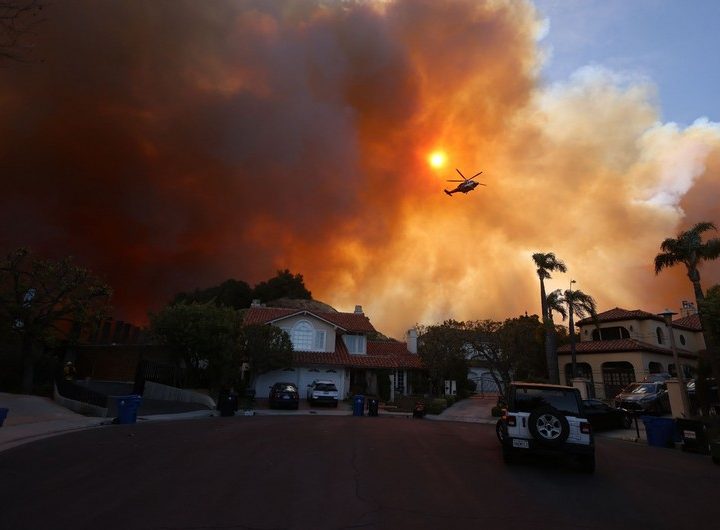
[{"left": 444, "top": 169, "right": 486, "bottom": 196}]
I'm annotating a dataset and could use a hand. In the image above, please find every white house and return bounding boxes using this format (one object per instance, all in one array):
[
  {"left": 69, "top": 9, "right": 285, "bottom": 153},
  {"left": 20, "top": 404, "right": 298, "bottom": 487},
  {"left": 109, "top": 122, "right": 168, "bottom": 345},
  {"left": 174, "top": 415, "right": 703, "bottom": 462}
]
[
  {"left": 242, "top": 303, "right": 425, "bottom": 399},
  {"left": 557, "top": 306, "right": 703, "bottom": 399}
]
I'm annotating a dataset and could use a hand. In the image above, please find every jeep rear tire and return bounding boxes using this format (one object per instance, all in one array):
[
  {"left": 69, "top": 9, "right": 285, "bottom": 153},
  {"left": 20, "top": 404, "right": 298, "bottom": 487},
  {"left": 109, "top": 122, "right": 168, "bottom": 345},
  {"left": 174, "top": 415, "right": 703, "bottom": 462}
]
[
  {"left": 496, "top": 419, "right": 507, "bottom": 443},
  {"left": 528, "top": 406, "right": 570, "bottom": 447}
]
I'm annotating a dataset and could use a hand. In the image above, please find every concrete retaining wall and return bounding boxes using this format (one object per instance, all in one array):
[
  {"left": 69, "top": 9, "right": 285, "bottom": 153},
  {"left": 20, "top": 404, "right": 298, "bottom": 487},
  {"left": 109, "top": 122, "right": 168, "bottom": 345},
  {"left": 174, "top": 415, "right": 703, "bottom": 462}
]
[
  {"left": 53, "top": 384, "right": 109, "bottom": 417},
  {"left": 143, "top": 381, "right": 216, "bottom": 409}
]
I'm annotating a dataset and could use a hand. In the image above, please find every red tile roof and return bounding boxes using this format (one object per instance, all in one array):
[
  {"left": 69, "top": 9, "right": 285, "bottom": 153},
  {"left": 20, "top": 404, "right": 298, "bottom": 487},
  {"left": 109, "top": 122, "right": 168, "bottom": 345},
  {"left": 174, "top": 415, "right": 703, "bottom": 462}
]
[
  {"left": 292, "top": 339, "right": 423, "bottom": 369},
  {"left": 557, "top": 338, "right": 697, "bottom": 359},
  {"left": 242, "top": 306, "right": 423, "bottom": 370},
  {"left": 242, "top": 306, "right": 376, "bottom": 333},
  {"left": 576, "top": 307, "right": 703, "bottom": 331},
  {"left": 672, "top": 313, "right": 702, "bottom": 331},
  {"left": 576, "top": 307, "right": 660, "bottom": 326}
]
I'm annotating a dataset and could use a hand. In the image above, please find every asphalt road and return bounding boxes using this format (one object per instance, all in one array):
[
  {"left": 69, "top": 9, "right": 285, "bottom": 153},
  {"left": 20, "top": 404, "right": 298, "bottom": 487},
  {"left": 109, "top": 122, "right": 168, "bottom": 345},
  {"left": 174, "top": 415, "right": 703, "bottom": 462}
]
[{"left": 0, "top": 416, "right": 717, "bottom": 530}]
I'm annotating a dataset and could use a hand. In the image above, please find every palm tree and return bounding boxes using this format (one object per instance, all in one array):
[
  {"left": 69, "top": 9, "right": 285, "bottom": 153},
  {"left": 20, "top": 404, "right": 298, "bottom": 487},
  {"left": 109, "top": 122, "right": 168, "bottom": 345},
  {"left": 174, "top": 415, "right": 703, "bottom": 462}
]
[
  {"left": 563, "top": 287, "right": 597, "bottom": 381},
  {"left": 533, "top": 252, "right": 567, "bottom": 384},
  {"left": 654, "top": 222, "right": 720, "bottom": 305},
  {"left": 546, "top": 287, "right": 597, "bottom": 383},
  {"left": 655, "top": 221, "right": 720, "bottom": 383}
]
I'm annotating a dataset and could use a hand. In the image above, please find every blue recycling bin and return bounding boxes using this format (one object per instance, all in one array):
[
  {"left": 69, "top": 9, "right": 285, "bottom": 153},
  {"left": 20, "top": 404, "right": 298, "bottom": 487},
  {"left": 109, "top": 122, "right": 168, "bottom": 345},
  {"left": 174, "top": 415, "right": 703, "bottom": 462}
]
[
  {"left": 641, "top": 416, "right": 676, "bottom": 448},
  {"left": 0, "top": 407, "right": 8, "bottom": 427},
  {"left": 353, "top": 395, "right": 365, "bottom": 417},
  {"left": 116, "top": 395, "right": 142, "bottom": 424}
]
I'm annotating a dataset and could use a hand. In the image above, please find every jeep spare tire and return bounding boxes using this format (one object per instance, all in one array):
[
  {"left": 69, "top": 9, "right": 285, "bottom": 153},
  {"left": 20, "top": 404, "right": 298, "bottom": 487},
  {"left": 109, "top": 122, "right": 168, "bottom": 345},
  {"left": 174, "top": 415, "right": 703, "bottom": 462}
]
[{"left": 528, "top": 406, "right": 570, "bottom": 447}]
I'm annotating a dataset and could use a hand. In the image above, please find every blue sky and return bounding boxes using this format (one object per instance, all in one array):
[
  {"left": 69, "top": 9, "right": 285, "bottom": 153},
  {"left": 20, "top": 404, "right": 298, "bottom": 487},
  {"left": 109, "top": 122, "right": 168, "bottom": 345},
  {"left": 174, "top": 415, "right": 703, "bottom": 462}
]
[{"left": 534, "top": 0, "right": 720, "bottom": 126}]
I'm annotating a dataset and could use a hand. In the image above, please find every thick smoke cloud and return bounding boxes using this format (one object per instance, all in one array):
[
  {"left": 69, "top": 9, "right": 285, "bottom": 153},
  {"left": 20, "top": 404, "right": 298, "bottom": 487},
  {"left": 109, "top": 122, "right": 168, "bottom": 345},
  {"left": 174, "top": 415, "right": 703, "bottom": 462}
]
[{"left": 1, "top": 0, "right": 718, "bottom": 338}]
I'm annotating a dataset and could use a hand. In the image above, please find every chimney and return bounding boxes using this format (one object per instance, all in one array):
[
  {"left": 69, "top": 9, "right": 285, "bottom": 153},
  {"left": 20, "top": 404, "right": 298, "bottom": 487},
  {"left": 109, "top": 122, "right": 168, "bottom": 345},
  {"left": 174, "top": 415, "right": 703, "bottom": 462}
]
[
  {"left": 354, "top": 305, "right": 364, "bottom": 315},
  {"left": 680, "top": 300, "right": 697, "bottom": 317},
  {"left": 406, "top": 328, "right": 418, "bottom": 354}
]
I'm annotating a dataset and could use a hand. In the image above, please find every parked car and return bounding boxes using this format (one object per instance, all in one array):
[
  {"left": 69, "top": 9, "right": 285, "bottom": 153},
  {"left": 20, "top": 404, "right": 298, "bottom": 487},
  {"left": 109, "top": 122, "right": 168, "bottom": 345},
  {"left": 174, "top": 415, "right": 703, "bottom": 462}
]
[
  {"left": 496, "top": 382, "right": 595, "bottom": 473},
  {"left": 582, "top": 399, "right": 632, "bottom": 430},
  {"left": 613, "top": 381, "right": 669, "bottom": 415},
  {"left": 687, "top": 378, "right": 719, "bottom": 415},
  {"left": 307, "top": 380, "right": 339, "bottom": 407},
  {"left": 642, "top": 373, "right": 672, "bottom": 383},
  {"left": 268, "top": 382, "right": 299, "bottom": 410}
]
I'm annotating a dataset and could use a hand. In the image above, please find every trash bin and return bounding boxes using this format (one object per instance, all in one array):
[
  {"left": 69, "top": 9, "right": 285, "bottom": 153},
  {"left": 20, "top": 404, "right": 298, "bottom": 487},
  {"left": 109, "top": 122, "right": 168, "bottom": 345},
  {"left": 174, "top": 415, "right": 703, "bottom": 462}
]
[
  {"left": 677, "top": 418, "right": 711, "bottom": 454},
  {"left": 219, "top": 391, "right": 238, "bottom": 417},
  {"left": 641, "top": 416, "right": 676, "bottom": 448},
  {"left": 711, "top": 440, "right": 720, "bottom": 465},
  {"left": 116, "top": 395, "right": 142, "bottom": 425},
  {"left": 353, "top": 395, "right": 365, "bottom": 417},
  {"left": 0, "top": 407, "right": 8, "bottom": 427},
  {"left": 367, "top": 398, "right": 379, "bottom": 417}
]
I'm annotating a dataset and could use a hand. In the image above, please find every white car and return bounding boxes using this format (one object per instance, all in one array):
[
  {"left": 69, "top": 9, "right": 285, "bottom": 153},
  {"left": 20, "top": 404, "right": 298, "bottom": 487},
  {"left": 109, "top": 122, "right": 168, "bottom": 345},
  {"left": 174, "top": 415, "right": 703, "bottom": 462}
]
[
  {"left": 307, "top": 380, "right": 339, "bottom": 407},
  {"left": 496, "top": 382, "right": 595, "bottom": 473}
]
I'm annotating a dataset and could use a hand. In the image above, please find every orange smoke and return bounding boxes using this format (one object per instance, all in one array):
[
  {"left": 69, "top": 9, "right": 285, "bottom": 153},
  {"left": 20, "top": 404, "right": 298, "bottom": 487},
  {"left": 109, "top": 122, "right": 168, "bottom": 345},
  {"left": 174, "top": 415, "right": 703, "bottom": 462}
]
[{"left": 1, "top": 1, "right": 718, "bottom": 337}]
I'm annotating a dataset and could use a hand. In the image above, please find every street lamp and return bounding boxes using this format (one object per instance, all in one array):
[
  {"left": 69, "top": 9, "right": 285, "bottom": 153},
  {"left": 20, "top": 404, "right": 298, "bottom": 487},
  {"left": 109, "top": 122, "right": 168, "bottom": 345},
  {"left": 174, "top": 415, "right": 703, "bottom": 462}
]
[
  {"left": 569, "top": 280, "right": 577, "bottom": 380},
  {"left": 658, "top": 308, "right": 690, "bottom": 417}
]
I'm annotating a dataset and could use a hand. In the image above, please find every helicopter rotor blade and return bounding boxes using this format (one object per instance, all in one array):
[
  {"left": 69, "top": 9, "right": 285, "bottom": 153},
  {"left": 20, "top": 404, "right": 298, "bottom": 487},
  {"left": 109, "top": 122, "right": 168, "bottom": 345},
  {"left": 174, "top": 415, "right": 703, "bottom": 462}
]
[
  {"left": 455, "top": 168, "right": 467, "bottom": 181},
  {"left": 468, "top": 171, "right": 483, "bottom": 181},
  {"left": 446, "top": 179, "right": 464, "bottom": 182}
]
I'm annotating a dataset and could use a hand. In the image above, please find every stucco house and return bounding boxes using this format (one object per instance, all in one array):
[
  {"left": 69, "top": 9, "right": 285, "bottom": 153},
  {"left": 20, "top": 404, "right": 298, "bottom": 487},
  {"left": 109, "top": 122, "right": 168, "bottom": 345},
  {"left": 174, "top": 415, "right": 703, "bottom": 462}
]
[
  {"left": 242, "top": 302, "right": 425, "bottom": 400},
  {"left": 557, "top": 306, "right": 703, "bottom": 400}
]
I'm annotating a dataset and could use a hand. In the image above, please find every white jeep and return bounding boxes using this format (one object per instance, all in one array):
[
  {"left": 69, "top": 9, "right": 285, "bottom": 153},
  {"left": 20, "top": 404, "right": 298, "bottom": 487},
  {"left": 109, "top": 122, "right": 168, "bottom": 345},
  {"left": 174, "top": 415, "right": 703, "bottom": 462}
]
[{"left": 496, "top": 382, "right": 595, "bottom": 473}]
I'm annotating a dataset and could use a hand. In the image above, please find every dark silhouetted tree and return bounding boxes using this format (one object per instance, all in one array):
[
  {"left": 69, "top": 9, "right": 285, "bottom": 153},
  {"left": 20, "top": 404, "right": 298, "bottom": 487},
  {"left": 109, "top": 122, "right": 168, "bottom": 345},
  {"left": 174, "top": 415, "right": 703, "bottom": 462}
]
[{"left": 0, "top": 247, "right": 112, "bottom": 393}]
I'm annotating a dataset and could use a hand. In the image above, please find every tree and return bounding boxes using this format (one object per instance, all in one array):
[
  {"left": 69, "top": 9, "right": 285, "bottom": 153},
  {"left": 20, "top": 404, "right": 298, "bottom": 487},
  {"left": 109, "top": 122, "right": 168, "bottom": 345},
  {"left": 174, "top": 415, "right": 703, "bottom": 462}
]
[
  {"left": 173, "top": 278, "right": 253, "bottom": 310},
  {"left": 550, "top": 287, "right": 598, "bottom": 381},
  {"left": 0, "top": 247, "right": 112, "bottom": 393},
  {"left": 149, "top": 302, "right": 242, "bottom": 392},
  {"left": 417, "top": 320, "right": 470, "bottom": 397},
  {"left": 655, "top": 222, "right": 720, "bottom": 383},
  {"left": 496, "top": 314, "right": 546, "bottom": 382},
  {"left": 532, "top": 252, "right": 567, "bottom": 384},
  {"left": 237, "top": 324, "right": 293, "bottom": 383},
  {"left": 253, "top": 269, "right": 312, "bottom": 302},
  {"left": 1, "top": 1, "right": 43, "bottom": 62}
]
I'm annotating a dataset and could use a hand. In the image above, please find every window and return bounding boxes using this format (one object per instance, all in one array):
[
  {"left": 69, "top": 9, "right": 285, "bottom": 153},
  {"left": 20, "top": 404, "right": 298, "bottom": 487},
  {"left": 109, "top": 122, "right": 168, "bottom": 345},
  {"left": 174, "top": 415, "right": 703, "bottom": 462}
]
[
  {"left": 591, "top": 326, "right": 629, "bottom": 341},
  {"left": 680, "top": 334, "right": 686, "bottom": 346},
  {"left": 656, "top": 327, "right": 664, "bottom": 345},
  {"left": 291, "top": 321, "right": 314, "bottom": 351},
  {"left": 314, "top": 330, "right": 326, "bottom": 351},
  {"left": 343, "top": 334, "right": 366, "bottom": 354}
]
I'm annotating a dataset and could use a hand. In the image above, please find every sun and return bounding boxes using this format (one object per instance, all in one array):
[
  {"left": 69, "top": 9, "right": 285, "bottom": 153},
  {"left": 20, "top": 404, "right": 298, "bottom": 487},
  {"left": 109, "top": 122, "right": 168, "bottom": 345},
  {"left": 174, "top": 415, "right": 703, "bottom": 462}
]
[{"left": 428, "top": 150, "right": 446, "bottom": 169}]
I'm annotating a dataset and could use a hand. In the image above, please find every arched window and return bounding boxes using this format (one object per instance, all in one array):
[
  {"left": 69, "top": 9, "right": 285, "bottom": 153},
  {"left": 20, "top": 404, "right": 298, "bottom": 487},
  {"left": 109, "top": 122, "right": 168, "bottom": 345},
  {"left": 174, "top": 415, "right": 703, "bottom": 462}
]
[
  {"left": 292, "top": 321, "right": 314, "bottom": 351},
  {"left": 656, "top": 327, "right": 664, "bottom": 345}
]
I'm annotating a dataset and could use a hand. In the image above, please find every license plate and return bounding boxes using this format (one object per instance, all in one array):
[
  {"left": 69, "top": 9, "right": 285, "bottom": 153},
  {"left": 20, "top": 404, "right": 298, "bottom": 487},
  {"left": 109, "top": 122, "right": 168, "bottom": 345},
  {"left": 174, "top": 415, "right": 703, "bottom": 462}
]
[
  {"left": 512, "top": 439, "right": 529, "bottom": 449},
  {"left": 282, "top": 395, "right": 290, "bottom": 400},
  {"left": 683, "top": 430, "right": 697, "bottom": 440}
]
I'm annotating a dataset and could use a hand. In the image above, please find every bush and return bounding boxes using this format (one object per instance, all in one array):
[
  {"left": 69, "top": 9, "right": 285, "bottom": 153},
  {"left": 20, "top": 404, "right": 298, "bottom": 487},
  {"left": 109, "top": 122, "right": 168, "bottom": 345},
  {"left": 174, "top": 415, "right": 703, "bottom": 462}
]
[
  {"left": 491, "top": 406, "right": 504, "bottom": 417},
  {"left": 426, "top": 398, "right": 448, "bottom": 415}
]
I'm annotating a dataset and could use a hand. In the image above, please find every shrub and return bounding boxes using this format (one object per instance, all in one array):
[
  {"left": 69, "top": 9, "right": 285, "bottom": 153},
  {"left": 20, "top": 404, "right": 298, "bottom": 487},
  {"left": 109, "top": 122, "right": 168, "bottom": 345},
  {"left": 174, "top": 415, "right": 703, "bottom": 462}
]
[
  {"left": 426, "top": 398, "right": 448, "bottom": 415},
  {"left": 491, "top": 405, "right": 504, "bottom": 417}
]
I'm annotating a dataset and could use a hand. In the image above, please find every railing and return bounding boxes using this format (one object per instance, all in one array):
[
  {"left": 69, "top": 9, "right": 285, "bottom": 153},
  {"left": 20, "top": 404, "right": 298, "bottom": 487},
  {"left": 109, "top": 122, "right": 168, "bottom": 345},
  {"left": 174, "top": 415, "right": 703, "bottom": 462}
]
[
  {"left": 136, "top": 359, "right": 189, "bottom": 389},
  {"left": 55, "top": 376, "right": 110, "bottom": 408}
]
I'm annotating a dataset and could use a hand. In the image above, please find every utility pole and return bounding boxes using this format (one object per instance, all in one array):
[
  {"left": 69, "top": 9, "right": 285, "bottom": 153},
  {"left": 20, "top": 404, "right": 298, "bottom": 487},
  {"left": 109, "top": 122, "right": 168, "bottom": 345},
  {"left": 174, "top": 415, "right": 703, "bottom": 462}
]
[
  {"left": 569, "top": 280, "right": 577, "bottom": 380},
  {"left": 658, "top": 309, "right": 690, "bottom": 418}
]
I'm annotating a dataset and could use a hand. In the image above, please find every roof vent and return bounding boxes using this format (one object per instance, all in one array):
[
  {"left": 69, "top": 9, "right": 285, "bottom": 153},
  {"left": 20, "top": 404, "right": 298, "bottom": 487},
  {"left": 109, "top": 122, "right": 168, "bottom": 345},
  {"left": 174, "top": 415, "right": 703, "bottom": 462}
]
[{"left": 354, "top": 305, "right": 364, "bottom": 315}]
